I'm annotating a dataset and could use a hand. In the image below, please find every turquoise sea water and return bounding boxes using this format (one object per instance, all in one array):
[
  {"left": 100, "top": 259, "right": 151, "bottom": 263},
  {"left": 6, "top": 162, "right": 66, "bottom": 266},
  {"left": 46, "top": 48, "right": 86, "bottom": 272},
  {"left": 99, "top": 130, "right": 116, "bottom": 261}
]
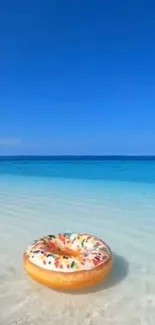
[
  {"left": 1, "top": 156, "right": 155, "bottom": 183},
  {"left": 0, "top": 157, "right": 155, "bottom": 325}
]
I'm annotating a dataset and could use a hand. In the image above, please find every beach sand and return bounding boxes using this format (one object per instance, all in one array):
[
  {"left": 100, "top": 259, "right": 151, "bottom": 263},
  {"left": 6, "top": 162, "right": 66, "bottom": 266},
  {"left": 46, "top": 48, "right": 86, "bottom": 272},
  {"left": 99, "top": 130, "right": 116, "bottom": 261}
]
[{"left": 0, "top": 175, "right": 155, "bottom": 324}]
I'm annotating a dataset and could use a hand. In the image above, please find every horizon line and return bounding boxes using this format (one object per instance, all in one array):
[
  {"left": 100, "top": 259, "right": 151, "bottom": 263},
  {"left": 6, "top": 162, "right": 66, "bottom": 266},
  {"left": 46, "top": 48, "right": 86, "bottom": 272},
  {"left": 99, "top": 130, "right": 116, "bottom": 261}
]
[{"left": 1, "top": 154, "right": 155, "bottom": 158}]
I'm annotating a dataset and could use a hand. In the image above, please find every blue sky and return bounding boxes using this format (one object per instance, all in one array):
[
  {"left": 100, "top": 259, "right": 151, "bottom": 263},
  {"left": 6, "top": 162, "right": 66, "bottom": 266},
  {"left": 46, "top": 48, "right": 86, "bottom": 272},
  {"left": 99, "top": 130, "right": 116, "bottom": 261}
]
[{"left": 0, "top": 0, "right": 155, "bottom": 155}]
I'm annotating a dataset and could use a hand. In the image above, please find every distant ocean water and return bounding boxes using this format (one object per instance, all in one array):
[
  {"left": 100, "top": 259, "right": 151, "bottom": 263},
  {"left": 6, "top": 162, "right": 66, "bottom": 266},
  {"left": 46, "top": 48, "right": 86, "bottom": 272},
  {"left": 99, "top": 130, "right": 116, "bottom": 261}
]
[
  {"left": 0, "top": 156, "right": 155, "bottom": 325},
  {"left": 1, "top": 155, "right": 155, "bottom": 182}
]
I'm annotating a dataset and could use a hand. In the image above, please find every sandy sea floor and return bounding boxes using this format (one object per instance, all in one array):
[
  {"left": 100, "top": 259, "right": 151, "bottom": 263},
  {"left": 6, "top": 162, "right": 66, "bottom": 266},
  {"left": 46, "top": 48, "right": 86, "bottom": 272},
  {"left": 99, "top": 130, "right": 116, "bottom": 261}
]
[{"left": 0, "top": 175, "right": 155, "bottom": 325}]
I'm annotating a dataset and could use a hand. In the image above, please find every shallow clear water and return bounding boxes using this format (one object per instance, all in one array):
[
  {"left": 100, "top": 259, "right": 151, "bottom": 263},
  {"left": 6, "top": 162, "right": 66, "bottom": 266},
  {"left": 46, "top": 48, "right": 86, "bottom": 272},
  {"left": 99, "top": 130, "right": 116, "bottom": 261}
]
[{"left": 0, "top": 157, "right": 155, "bottom": 324}]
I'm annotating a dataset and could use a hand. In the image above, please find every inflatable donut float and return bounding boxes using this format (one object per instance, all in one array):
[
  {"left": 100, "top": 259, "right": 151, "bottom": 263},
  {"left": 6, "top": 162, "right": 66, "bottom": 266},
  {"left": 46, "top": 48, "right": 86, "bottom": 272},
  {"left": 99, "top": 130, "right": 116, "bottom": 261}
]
[{"left": 23, "top": 233, "right": 112, "bottom": 290}]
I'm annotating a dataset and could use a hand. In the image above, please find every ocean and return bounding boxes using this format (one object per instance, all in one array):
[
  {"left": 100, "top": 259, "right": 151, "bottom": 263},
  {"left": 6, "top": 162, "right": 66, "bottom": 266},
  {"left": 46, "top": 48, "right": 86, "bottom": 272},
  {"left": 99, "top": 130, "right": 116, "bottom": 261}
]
[{"left": 0, "top": 157, "right": 155, "bottom": 325}]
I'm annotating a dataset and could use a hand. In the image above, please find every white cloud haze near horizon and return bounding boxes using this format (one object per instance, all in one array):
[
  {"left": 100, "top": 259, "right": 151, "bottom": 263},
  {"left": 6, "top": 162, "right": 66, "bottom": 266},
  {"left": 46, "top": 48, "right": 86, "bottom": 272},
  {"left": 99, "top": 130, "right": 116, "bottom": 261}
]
[{"left": 0, "top": 138, "right": 21, "bottom": 146}]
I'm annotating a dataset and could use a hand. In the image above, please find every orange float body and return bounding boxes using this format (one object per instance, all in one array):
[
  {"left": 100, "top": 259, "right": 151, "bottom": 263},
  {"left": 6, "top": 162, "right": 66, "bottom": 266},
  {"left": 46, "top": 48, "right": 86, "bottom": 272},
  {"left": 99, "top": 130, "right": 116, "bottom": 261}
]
[{"left": 23, "top": 233, "right": 112, "bottom": 290}]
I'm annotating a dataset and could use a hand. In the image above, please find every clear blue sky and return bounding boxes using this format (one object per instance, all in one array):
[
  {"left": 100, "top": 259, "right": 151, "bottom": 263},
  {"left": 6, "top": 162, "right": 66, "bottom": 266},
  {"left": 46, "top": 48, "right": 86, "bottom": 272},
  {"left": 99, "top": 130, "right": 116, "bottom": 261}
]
[{"left": 0, "top": 0, "right": 155, "bottom": 155}]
